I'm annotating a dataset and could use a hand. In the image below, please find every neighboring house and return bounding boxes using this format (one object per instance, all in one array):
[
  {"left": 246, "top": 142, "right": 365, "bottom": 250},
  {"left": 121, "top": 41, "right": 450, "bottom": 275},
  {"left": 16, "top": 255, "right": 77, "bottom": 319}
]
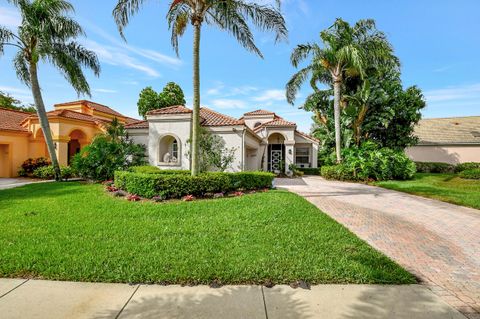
[
  {"left": 125, "top": 106, "right": 319, "bottom": 173},
  {"left": 0, "top": 100, "right": 137, "bottom": 177},
  {"left": 406, "top": 116, "right": 480, "bottom": 164}
]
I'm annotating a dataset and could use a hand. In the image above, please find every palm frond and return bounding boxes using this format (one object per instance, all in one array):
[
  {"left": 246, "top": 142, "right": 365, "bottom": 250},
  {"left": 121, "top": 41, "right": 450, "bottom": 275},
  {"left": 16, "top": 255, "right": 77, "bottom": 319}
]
[
  {"left": 285, "top": 65, "right": 312, "bottom": 104},
  {"left": 50, "top": 41, "right": 101, "bottom": 76},
  {"left": 167, "top": 2, "right": 190, "bottom": 55},
  {"left": 13, "top": 50, "right": 30, "bottom": 85},
  {"left": 208, "top": 3, "right": 262, "bottom": 57},
  {"left": 0, "top": 26, "right": 16, "bottom": 55},
  {"left": 113, "top": 0, "right": 148, "bottom": 40}
]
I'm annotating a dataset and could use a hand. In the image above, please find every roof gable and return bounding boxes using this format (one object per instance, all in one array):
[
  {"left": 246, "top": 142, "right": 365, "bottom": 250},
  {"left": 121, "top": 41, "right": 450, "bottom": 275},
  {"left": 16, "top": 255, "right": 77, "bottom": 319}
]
[
  {"left": 200, "top": 107, "right": 244, "bottom": 126},
  {"left": 55, "top": 100, "right": 125, "bottom": 118}
]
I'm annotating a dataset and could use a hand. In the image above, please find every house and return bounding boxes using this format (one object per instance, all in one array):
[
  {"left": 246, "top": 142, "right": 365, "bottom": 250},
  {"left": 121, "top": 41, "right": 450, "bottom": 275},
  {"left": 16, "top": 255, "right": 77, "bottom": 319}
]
[
  {"left": 406, "top": 116, "right": 480, "bottom": 164},
  {"left": 125, "top": 106, "right": 319, "bottom": 173},
  {"left": 0, "top": 100, "right": 137, "bottom": 177}
]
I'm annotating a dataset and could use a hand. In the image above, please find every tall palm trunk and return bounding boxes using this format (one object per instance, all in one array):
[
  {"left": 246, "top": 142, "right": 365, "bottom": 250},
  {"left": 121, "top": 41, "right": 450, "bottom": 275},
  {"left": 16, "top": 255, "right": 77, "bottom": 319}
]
[
  {"left": 333, "top": 79, "right": 342, "bottom": 163},
  {"left": 190, "top": 21, "right": 201, "bottom": 176},
  {"left": 29, "top": 62, "right": 62, "bottom": 180}
]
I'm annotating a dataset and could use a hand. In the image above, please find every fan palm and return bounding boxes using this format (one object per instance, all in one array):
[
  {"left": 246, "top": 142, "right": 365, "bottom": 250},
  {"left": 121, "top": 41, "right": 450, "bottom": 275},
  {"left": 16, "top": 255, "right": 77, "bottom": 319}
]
[
  {"left": 0, "top": 0, "right": 100, "bottom": 180},
  {"left": 286, "top": 18, "right": 395, "bottom": 162},
  {"left": 113, "top": 0, "right": 287, "bottom": 175}
]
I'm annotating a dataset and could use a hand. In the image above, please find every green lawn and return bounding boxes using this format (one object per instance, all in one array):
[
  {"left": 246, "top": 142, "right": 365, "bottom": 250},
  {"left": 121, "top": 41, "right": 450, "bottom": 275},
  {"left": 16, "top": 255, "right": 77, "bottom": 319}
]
[
  {"left": 375, "top": 173, "right": 480, "bottom": 210},
  {"left": 0, "top": 182, "right": 414, "bottom": 285}
]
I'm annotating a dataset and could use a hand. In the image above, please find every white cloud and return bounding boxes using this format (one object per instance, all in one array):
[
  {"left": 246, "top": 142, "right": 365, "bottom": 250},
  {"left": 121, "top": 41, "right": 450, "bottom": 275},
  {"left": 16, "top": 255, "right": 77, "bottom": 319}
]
[
  {"left": 211, "top": 99, "right": 248, "bottom": 109},
  {"left": 0, "top": 86, "right": 30, "bottom": 95},
  {"left": 205, "top": 83, "right": 258, "bottom": 97},
  {"left": 252, "top": 89, "right": 286, "bottom": 102},
  {"left": 424, "top": 83, "right": 480, "bottom": 103},
  {"left": 94, "top": 88, "right": 117, "bottom": 93},
  {"left": 0, "top": 6, "right": 21, "bottom": 28},
  {"left": 84, "top": 40, "right": 160, "bottom": 77}
]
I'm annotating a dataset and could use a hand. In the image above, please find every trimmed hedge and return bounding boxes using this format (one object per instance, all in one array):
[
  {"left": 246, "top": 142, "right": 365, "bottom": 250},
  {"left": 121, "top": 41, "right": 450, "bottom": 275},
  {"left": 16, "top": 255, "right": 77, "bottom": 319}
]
[
  {"left": 455, "top": 162, "right": 480, "bottom": 173},
  {"left": 415, "top": 162, "right": 455, "bottom": 173},
  {"left": 459, "top": 168, "right": 480, "bottom": 180},
  {"left": 298, "top": 167, "right": 321, "bottom": 175},
  {"left": 114, "top": 171, "right": 275, "bottom": 199},
  {"left": 129, "top": 166, "right": 189, "bottom": 175},
  {"left": 32, "top": 165, "right": 76, "bottom": 180}
]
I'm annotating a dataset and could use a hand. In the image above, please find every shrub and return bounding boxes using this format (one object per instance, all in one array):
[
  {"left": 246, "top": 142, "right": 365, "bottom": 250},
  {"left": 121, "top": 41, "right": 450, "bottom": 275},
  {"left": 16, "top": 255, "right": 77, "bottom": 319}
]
[
  {"left": 288, "top": 164, "right": 304, "bottom": 177},
  {"left": 298, "top": 167, "right": 321, "bottom": 175},
  {"left": 114, "top": 171, "right": 274, "bottom": 199},
  {"left": 32, "top": 165, "right": 76, "bottom": 180},
  {"left": 72, "top": 132, "right": 146, "bottom": 181},
  {"left": 21, "top": 157, "right": 50, "bottom": 175},
  {"left": 321, "top": 142, "right": 416, "bottom": 181},
  {"left": 455, "top": 162, "right": 480, "bottom": 173},
  {"left": 129, "top": 166, "right": 189, "bottom": 175},
  {"left": 415, "top": 162, "right": 455, "bottom": 173},
  {"left": 321, "top": 165, "right": 356, "bottom": 181},
  {"left": 459, "top": 168, "right": 480, "bottom": 180}
]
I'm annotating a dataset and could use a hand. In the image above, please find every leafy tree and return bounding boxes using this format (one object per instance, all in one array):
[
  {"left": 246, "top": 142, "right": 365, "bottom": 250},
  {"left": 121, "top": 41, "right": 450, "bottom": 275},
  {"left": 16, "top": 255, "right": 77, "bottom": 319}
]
[
  {"left": 113, "top": 0, "right": 287, "bottom": 176},
  {"left": 137, "top": 86, "right": 161, "bottom": 119},
  {"left": 161, "top": 82, "right": 186, "bottom": 107},
  {"left": 307, "top": 64, "right": 425, "bottom": 161},
  {"left": 0, "top": 91, "right": 36, "bottom": 112},
  {"left": 187, "top": 127, "right": 236, "bottom": 172},
  {"left": 137, "top": 82, "right": 186, "bottom": 119},
  {"left": 286, "top": 18, "right": 396, "bottom": 163},
  {"left": 72, "top": 120, "right": 146, "bottom": 181},
  {"left": 0, "top": 0, "right": 100, "bottom": 181}
]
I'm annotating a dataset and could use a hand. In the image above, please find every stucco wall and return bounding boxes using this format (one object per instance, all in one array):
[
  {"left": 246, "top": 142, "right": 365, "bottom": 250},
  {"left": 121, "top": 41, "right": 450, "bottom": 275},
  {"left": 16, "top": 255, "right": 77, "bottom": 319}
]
[
  {"left": 406, "top": 145, "right": 480, "bottom": 164},
  {"left": 0, "top": 132, "right": 29, "bottom": 177},
  {"left": 209, "top": 128, "right": 244, "bottom": 172},
  {"left": 147, "top": 114, "right": 192, "bottom": 170}
]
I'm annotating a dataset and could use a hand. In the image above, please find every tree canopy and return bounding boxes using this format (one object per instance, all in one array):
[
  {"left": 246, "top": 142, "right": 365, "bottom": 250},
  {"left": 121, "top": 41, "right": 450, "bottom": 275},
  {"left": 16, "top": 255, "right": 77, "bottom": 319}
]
[
  {"left": 137, "top": 82, "right": 186, "bottom": 118},
  {"left": 0, "top": 91, "right": 36, "bottom": 112}
]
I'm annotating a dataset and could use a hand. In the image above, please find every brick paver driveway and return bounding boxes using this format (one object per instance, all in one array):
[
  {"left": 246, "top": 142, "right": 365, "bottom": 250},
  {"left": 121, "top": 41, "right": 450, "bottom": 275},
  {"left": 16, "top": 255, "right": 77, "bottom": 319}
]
[{"left": 277, "top": 176, "right": 480, "bottom": 319}]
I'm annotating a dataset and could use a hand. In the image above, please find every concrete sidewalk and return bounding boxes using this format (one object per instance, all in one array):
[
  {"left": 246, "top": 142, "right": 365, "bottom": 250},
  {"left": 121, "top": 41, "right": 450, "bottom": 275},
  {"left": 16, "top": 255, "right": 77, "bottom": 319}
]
[
  {"left": 0, "top": 178, "right": 51, "bottom": 190},
  {"left": 0, "top": 279, "right": 465, "bottom": 319}
]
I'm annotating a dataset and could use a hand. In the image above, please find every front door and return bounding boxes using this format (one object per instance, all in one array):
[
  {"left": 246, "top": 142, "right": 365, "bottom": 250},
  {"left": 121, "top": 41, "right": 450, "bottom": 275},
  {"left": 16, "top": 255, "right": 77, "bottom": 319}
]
[{"left": 268, "top": 144, "right": 285, "bottom": 173}]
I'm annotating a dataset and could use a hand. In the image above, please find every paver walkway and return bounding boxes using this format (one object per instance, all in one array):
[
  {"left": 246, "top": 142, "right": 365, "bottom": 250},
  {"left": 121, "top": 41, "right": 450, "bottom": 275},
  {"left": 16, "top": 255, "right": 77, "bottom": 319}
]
[
  {"left": 0, "top": 177, "right": 49, "bottom": 190},
  {"left": 277, "top": 177, "right": 480, "bottom": 319},
  {"left": 0, "top": 279, "right": 465, "bottom": 318}
]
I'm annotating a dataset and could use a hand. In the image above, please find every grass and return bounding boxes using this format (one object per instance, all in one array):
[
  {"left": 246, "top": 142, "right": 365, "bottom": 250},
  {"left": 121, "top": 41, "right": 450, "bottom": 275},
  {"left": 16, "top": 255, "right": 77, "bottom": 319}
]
[
  {"left": 375, "top": 173, "right": 480, "bottom": 210},
  {"left": 0, "top": 182, "right": 414, "bottom": 285}
]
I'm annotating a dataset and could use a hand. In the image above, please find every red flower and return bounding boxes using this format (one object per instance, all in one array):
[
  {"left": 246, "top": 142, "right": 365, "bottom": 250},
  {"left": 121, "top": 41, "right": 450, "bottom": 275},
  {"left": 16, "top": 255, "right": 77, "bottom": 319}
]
[
  {"left": 127, "top": 194, "right": 141, "bottom": 202},
  {"left": 106, "top": 186, "right": 119, "bottom": 192},
  {"left": 183, "top": 195, "right": 195, "bottom": 201},
  {"left": 234, "top": 191, "right": 244, "bottom": 197}
]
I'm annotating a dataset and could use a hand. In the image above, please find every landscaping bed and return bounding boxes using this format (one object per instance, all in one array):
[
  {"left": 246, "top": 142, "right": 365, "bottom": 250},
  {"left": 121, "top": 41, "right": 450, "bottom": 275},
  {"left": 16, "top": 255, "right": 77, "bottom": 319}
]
[
  {"left": 0, "top": 182, "right": 414, "bottom": 285},
  {"left": 375, "top": 173, "right": 480, "bottom": 210}
]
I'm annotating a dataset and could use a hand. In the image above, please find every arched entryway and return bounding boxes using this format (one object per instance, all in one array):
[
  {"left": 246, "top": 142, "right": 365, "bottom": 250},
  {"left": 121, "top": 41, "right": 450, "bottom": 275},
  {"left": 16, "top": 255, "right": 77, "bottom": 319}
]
[
  {"left": 267, "top": 133, "right": 286, "bottom": 173},
  {"left": 159, "top": 134, "right": 180, "bottom": 165},
  {"left": 68, "top": 129, "right": 86, "bottom": 164}
]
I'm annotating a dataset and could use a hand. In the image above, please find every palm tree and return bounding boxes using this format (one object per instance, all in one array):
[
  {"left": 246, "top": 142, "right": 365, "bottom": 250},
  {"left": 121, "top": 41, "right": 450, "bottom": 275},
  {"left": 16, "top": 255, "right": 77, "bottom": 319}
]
[
  {"left": 113, "top": 0, "right": 287, "bottom": 175},
  {"left": 343, "top": 80, "right": 371, "bottom": 146},
  {"left": 0, "top": 0, "right": 100, "bottom": 181},
  {"left": 286, "top": 18, "right": 395, "bottom": 163}
]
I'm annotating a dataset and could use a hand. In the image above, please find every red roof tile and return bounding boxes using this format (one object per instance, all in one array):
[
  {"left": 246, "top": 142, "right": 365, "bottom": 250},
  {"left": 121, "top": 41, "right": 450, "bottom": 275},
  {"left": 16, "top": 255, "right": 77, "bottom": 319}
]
[
  {"left": 55, "top": 100, "right": 125, "bottom": 118},
  {"left": 125, "top": 120, "right": 148, "bottom": 129},
  {"left": 147, "top": 105, "right": 193, "bottom": 115},
  {"left": 243, "top": 109, "right": 275, "bottom": 116},
  {"left": 254, "top": 117, "right": 296, "bottom": 132},
  {"left": 0, "top": 107, "right": 30, "bottom": 132},
  {"left": 200, "top": 107, "right": 244, "bottom": 126}
]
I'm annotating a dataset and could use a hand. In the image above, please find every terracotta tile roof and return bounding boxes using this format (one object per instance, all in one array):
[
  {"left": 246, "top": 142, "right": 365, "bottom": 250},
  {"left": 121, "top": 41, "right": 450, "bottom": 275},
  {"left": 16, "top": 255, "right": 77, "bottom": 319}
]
[
  {"left": 55, "top": 100, "right": 125, "bottom": 118},
  {"left": 47, "top": 109, "right": 102, "bottom": 123},
  {"left": 147, "top": 105, "right": 192, "bottom": 115},
  {"left": 0, "top": 107, "right": 30, "bottom": 132},
  {"left": 125, "top": 116, "right": 141, "bottom": 124},
  {"left": 296, "top": 130, "right": 319, "bottom": 143},
  {"left": 200, "top": 107, "right": 244, "bottom": 126},
  {"left": 125, "top": 120, "right": 148, "bottom": 129},
  {"left": 254, "top": 117, "right": 296, "bottom": 132},
  {"left": 243, "top": 109, "right": 275, "bottom": 116},
  {"left": 414, "top": 116, "right": 480, "bottom": 145}
]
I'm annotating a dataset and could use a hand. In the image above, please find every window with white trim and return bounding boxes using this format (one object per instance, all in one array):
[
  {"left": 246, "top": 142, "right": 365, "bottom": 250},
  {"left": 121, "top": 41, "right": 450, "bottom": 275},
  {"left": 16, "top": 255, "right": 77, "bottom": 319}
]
[{"left": 295, "top": 147, "right": 310, "bottom": 164}]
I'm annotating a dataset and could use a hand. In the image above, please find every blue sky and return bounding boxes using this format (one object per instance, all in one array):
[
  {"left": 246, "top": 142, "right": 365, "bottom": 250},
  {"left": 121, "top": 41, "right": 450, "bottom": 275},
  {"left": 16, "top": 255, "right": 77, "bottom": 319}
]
[{"left": 1, "top": 0, "right": 480, "bottom": 132}]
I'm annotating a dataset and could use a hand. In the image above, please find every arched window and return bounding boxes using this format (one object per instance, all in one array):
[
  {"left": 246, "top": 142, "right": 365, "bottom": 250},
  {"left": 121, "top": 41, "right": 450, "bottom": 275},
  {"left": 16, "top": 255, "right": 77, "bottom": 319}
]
[
  {"left": 254, "top": 122, "right": 262, "bottom": 128},
  {"left": 159, "top": 135, "right": 180, "bottom": 164}
]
